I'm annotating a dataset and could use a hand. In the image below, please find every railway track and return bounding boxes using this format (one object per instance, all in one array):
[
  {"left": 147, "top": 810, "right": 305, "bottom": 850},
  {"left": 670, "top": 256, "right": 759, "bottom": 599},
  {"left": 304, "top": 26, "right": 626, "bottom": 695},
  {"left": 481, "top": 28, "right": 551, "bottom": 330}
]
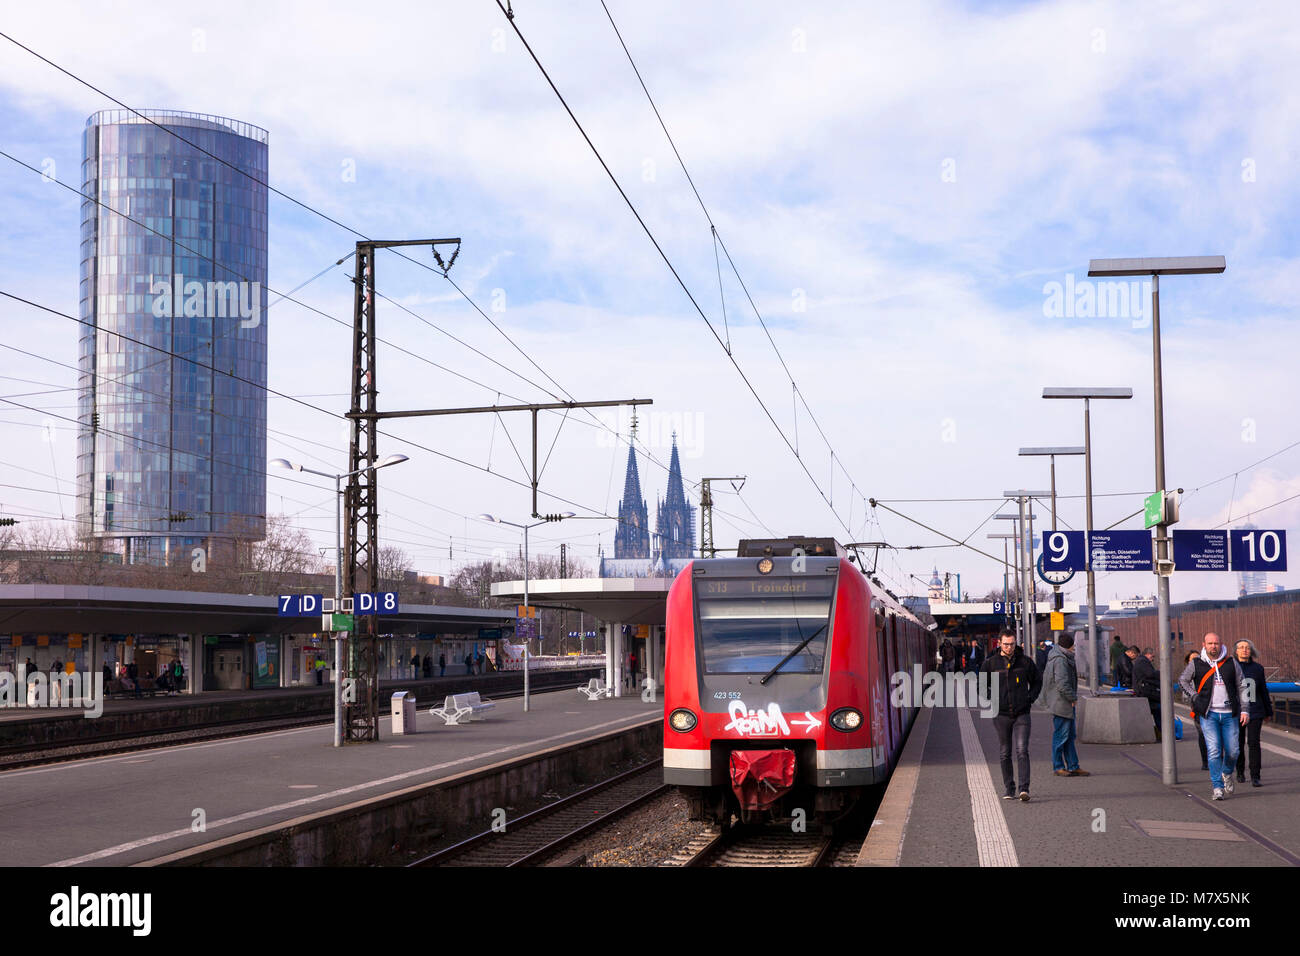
[
  {"left": 408, "top": 761, "right": 667, "bottom": 867},
  {"left": 662, "top": 822, "right": 859, "bottom": 867}
]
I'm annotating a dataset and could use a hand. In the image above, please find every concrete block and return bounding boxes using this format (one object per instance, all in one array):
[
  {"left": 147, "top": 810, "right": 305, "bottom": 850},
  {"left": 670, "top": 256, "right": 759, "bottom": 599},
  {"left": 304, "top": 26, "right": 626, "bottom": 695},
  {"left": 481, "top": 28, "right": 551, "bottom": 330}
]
[{"left": 1077, "top": 695, "right": 1156, "bottom": 743}]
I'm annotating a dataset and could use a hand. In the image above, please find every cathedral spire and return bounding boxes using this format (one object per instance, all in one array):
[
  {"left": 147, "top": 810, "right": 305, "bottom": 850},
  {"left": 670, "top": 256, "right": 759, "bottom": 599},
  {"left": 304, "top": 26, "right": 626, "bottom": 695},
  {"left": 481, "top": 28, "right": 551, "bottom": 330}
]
[
  {"left": 655, "top": 432, "right": 696, "bottom": 560},
  {"left": 614, "top": 420, "right": 650, "bottom": 559}
]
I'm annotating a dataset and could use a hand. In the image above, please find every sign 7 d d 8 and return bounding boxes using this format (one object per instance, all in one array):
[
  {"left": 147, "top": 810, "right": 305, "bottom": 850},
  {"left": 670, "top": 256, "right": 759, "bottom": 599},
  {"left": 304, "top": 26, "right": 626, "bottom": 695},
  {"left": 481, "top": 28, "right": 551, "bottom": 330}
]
[{"left": 352, "top": 592, "right": 400, "bottom": 615}]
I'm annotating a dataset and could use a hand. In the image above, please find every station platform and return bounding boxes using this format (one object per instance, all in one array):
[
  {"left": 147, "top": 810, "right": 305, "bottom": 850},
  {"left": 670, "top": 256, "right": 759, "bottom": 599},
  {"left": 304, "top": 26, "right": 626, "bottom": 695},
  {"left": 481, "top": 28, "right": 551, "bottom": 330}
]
[
  {"left": 863, "top": 697, "right": 1300, "bottom": 867},
  {"left": 0, "top": 669, "right": 604, "bottom": 723},
  {"left": 0, "top": 686, "right": 659, "bottom": 866}
]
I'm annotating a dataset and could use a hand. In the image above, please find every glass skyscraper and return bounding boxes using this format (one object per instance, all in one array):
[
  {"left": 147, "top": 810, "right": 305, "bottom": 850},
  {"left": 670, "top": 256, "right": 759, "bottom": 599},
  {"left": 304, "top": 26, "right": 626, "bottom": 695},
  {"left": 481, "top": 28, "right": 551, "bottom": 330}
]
[{"left": 76, "top": 110, "right": 268, "bottom": 565}]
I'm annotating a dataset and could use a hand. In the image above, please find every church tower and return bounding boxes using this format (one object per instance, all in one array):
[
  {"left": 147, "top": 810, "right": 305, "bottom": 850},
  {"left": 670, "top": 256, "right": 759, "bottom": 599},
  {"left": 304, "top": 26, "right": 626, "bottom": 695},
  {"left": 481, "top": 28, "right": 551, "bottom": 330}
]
[
  {"left": 614, "top": 418, "right": 651, "bottom": 559},
  {"left": 655, "top": 433, "right": 696, "bottom": 560}
]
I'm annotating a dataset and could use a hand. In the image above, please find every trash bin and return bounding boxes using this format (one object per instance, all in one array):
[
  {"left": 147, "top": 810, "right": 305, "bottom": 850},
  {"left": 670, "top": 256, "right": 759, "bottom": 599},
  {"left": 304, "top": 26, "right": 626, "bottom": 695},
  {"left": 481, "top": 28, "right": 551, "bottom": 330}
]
[{"left": 391, "top": 690, "right": 417, "bottom": 735}]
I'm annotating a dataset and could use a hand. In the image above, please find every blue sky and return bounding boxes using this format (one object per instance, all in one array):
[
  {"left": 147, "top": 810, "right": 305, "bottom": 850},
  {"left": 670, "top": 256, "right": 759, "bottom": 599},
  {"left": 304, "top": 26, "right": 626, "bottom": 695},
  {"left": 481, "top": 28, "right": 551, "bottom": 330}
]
[{"left": 0, "top": 0, "right": 1297, "bottom": 602}]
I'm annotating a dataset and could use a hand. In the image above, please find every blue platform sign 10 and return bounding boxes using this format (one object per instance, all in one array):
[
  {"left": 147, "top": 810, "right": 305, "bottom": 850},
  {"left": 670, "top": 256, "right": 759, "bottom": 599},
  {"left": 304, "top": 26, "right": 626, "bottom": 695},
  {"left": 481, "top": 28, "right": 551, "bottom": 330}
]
[
  {"left": 1172, "top": 530, "right": 1228, "bottom": 571},
  {"left": 1041, "top": 530, "right": 1087, "bottom": 572},
  {"left": 1089, "top": 530, "right": 1153, "bottom": 572},
  {"left": 1229, "top": 529, "right": 1287, "bottom": 572},
  {"left": 278, "top": 594, "right": 324, "bottom": 617},
  {"left": 353, "top": 592, "right": 400, "bottom": 615}
]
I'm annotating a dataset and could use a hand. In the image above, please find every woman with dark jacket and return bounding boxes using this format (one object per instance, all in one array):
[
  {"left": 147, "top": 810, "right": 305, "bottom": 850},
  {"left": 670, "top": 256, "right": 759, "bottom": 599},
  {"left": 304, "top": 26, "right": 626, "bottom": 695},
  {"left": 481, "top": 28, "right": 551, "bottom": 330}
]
[
  {"left": 1233, "top": 640, "right": 1273, "bottom": 786},
  {"left": 1185, "top": 650, "right": 1209, "bottom": 771}
]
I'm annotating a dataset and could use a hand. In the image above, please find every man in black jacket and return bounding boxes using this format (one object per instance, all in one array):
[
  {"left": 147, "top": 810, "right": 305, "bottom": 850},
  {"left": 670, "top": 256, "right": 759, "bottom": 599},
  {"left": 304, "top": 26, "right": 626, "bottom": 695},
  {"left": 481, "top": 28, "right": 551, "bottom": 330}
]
[
  {"left": 1178, "top": 632, "right": 1248, "bottom": 800},
  {"left": 981, "top": 628, "right": 1042, "bottom": 801},
  {"left": 1130, "top": 646, "right": 1161, "bottom": 740}
]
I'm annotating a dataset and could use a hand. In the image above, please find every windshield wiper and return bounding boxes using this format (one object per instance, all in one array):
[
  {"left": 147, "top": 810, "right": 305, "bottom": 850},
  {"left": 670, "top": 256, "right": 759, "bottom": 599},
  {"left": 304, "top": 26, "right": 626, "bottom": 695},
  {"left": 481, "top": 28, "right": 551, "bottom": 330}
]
[{"left": 759, "top": 623, "right": 828, "bottom": 685}]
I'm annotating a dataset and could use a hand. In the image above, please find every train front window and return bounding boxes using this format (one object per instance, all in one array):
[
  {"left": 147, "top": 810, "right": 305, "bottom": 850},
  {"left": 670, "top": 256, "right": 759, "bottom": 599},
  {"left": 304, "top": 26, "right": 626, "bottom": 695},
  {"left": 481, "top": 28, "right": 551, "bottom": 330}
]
[{"left": 695, "top": 576, "right": 836, "bottom": 675}]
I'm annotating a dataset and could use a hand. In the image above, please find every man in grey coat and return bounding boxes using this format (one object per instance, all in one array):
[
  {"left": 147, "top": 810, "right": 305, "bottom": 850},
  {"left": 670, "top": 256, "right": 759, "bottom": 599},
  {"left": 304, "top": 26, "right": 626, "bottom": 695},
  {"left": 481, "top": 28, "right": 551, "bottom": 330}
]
[{"left": 1041, "top": 633, "right": 1089, "bottom": 776}]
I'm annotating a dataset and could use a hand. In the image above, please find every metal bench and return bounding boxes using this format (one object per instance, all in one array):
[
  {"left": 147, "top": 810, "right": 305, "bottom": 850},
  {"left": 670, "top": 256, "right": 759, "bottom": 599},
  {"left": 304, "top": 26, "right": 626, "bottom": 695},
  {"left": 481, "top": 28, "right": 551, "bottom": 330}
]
[
  {"left": 577, "top": 678, "right": 611, "bottom": 701},
  {"left": 429, "top": 691, "right": 495, "bottom": 725}
]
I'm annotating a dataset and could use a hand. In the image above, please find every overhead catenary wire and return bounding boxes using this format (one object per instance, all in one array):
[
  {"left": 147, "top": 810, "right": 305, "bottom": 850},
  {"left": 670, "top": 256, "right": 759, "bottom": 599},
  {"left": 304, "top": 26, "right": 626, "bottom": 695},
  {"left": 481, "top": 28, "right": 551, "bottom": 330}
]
[{"left": 495, "top": 1, "right": 853, "bottom": 536}]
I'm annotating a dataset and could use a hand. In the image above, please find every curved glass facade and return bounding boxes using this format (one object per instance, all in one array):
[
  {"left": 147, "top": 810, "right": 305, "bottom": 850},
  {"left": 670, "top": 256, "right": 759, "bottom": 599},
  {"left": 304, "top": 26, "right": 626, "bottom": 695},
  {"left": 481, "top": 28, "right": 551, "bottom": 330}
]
[{"left": 76, "top": 110, "right": 268, "bottom": 564}]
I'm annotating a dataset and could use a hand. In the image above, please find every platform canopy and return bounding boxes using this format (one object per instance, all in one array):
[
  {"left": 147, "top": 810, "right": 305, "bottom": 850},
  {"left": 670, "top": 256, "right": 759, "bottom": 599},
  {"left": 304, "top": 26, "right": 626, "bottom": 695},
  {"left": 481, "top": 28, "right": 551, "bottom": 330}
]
[
  {"left": 0, "top": 585, "right": 513, "bottom": 635},
  {"left": 490, "top": 577, "right": 672, "bottom": 626}
]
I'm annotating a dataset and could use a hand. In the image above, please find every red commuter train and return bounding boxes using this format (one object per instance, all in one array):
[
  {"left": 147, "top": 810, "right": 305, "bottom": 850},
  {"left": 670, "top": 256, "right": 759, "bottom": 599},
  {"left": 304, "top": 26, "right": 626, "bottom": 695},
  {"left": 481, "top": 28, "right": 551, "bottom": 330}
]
[{"left": 662, "top": 537, "right": 933, "bottom": 825}]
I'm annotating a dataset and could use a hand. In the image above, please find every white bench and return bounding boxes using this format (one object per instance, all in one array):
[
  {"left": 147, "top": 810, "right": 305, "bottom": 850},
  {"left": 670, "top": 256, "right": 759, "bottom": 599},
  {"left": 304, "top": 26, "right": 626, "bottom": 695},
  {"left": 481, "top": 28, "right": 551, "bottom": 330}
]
[
  {"left": 429, "top": 692, "right": 495, "bottom": 725},
  {"left": 578, "top": 678, "right": 612, "bottom": 701}
]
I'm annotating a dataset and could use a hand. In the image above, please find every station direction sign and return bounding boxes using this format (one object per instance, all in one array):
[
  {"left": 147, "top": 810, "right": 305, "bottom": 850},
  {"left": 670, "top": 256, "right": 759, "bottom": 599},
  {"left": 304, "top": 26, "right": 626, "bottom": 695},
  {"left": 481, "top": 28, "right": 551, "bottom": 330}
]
[
  {"left": 1229, "top": 529, "right": 1287, "bottom": 572},
  {"left": 278, "top": 594, "right": 324, "bottom": 617},
  {"left": 353, "top": 592, "right": 400, "bottom": 615},
  {"left": 1172, "top": 530, "right": 1228, "bottom": 571},
  {"left": 1041, "top": 530, "right": 1087, "bottom": 572},
  {"left": 1089, "top": 530, "right": 1153, "bottom": 572}
]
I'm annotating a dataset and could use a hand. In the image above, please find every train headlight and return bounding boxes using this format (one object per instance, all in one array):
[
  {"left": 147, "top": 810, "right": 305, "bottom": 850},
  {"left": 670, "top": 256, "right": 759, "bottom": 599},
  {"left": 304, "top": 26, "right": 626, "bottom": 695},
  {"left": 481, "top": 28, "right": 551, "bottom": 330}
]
[
  {"left": 669, "top": 708, "right": 697, "bottom": 732},
  {"left": 830, "top": 708, "right": 863, "bottom": 732}
]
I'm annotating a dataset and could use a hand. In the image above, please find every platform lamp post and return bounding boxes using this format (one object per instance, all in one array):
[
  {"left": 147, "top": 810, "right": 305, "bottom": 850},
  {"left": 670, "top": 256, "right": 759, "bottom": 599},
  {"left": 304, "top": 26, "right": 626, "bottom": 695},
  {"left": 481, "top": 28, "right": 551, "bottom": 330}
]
[
  {"left": 479, "top": 511, "right": 574, "bottom": 712},
  {"left": 1018, "top": 448, "right": 1085, "bottom": 651},
  {"left": 271, "top": 454, "right": 409, "bottom": 747},
  {"left": 1041, "top": 389, "right": 1132, "bottom": 695},
  {"left": 1087, "top": 256, "right": 1226, "bottom": 786},
  {"left": 994, "top": 509, "right": 1037, "bottom": 648},
  {"left": 987, "top": 532, "right": 1018, "bottom": 616}
]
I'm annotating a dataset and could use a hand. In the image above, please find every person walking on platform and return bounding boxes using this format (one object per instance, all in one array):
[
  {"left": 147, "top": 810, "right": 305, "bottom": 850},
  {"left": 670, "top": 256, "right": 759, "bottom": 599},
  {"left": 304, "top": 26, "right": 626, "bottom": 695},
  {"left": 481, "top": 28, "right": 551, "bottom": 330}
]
[
  {"left": 1183, "top": 650, "right": 1208, "bottom": 770},
  {"left": 438, "top": 652, "right": 446, "bottom": 677},
  {"left": 464, "top": 652, "right": 474, "bottom": 676},
  {"left": 1041, "top": 633, "right": 1088, "bottom": 777},
  {"left": 172, "top": 658, "right": 184, "bottom": 694},
  {"left": 410, "top": 651, "right": 420, "bottom": 679},
  {"left": 1179, "top": 632, "right": 1248, "bottom": 801},
  {"left": 1034, "top": 640, "right": 1050, "bottom": 674},
  {"left": 982, "top": 628, "right": 1042, "bottom": 801},
  {"left": 1117, "top": 642, "right": 1136, "bottom": 690},
  {"left": 1109, "top": 634, "right": 1126, "bottom": 686},
  {"left": 939, "top": 638, "right": 955, "bottom": 674},
  {"left": 965, "top": 638, "right": 983, "bottom": 675},
  {"left": 1233, "top": 639, "right": 1273, "bottom": 787},
  {"left": 1131, "top": 646, "right": 1161, "bottom": 740}
]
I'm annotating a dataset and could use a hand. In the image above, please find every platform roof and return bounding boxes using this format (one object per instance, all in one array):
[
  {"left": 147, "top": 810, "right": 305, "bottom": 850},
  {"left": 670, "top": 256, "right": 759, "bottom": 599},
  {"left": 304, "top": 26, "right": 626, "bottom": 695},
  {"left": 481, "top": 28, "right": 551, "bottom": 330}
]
[
  {"left": 0, "top": 585, "right": 512, "bottom": 636},
  {"left": 491, "top": 577, "right": 672, "bottom": 626}
]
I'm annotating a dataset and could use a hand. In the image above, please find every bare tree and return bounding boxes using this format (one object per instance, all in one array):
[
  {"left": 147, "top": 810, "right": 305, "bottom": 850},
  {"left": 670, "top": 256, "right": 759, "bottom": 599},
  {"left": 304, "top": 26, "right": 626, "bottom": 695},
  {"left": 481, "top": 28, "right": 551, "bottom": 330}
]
[{"left": 377, "top": 545, "right": 413, "bottom": 598}]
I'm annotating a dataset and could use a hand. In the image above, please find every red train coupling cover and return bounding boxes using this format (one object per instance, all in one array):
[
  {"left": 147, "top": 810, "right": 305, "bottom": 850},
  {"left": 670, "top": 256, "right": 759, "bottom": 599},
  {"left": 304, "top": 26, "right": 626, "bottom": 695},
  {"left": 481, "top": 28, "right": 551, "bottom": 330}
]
[{"left": 729, "top": 749, "right": 796, "bottom": 811}]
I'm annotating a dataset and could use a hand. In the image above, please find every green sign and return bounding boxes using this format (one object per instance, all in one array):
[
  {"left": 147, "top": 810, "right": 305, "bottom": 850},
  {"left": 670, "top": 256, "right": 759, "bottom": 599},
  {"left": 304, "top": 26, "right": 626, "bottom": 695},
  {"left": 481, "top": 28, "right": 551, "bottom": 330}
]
[
  {"left": 1144, "top": 491, "right": 1164, "bottom": 529},
  {"left": 332, "top": 613, "right": 355, "bottom": 631}
]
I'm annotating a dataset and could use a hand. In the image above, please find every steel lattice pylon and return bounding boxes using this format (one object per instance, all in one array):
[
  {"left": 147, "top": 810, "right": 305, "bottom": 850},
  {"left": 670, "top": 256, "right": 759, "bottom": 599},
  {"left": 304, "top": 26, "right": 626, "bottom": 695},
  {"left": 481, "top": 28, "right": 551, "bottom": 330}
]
[{"left": 344, "top": 243, "right": 380, "bottom": 740}]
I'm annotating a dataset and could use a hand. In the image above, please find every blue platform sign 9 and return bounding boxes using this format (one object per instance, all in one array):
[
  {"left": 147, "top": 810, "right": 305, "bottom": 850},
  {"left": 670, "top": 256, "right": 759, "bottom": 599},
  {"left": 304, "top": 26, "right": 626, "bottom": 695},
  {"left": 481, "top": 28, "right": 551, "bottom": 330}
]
[
  {"left": 1229, "top": 529, "right": 1287, "bottom": 572},
  {"left": 1041, "top": 530, "right": 1087, "bottom": 572}
]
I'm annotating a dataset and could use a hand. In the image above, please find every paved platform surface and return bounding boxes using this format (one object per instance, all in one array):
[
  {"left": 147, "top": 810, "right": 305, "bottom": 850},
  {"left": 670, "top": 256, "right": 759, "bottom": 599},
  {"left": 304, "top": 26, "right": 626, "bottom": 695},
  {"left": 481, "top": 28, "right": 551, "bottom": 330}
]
[
  {"left": 0, "top": 687, "right": 659, "bottom": 866},
  {"left": 0, "top": 669, "right": 607, "bottom": 723},
  {"left": 868, "top": 698, "right": 1300, "bottom": 867}
]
